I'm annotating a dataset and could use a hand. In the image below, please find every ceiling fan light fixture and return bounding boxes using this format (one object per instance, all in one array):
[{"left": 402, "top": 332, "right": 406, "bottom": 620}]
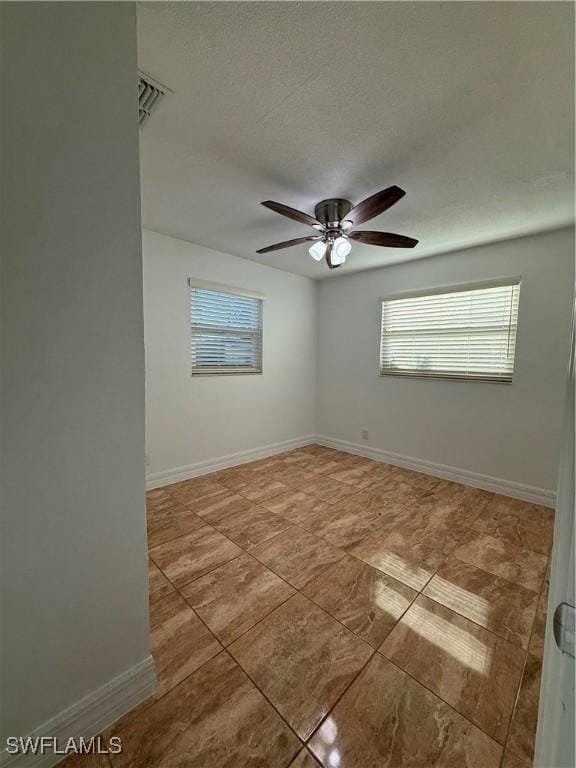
[
  {"left": 333, "top": 236, "right": 352, "bottom": 260},
  {"left": 257, "top": 186, "right": 417, "bottom": 270},
  {"left": 308, "top": 240, "right": 327, "bottom": 261},
  {"left": 330, "top": 252, "right": 346, "bottom": 267}
]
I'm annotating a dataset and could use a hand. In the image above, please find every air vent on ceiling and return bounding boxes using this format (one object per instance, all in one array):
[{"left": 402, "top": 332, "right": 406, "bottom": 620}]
[{"left": 138, "top": 72, "right": 169, "bottom": 127}]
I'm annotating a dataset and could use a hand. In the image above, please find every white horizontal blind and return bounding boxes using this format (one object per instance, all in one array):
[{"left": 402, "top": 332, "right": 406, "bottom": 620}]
[
  {"left": 380, "top": 281, "right": 521, "bottom": 382},
  {"left": 190, "top": 286, "right": 263, "bottom": 375}
]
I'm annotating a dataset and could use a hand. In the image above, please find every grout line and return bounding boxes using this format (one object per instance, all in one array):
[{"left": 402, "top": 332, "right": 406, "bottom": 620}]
[
  {"left": 303, "top": 643, "right": 377, "bottom": 745},
  {"left": 419, "top": 580, "right": 537, "bottom": 652},
  {"left": 219, "top": 648, "right": 307, "bottom": 749},
  {"left": 146, "top": 515, "right": 210, "bottom": 549},
  {"left": 449, "top": 550, "right": 548, "bottom": 593},
  {"left": 181, "top": 561, "right": 299, "bottom": 649},
  {"left": 380, "top": 654, "right": 504, "bottom": 748},
  {"left": 300, "top": 566, "right": 418, "bottom": 651},
  {"left": 148, "top": 516, "right": 381, "bottom": 749},
  {"left": 499, "top": 554, "right": 550, "bottom": 766},
  {"left": 144, "top": 569, "right": 227, "bottom": 703},
  {"left": 143, "top": 447, "right": 550, "bottom": 763},
  {"left": 149, "top": 547, "right": 245, "bottom": 592},
  {"left": 142, "top": 452, "right": 371, "bottom": 701}
]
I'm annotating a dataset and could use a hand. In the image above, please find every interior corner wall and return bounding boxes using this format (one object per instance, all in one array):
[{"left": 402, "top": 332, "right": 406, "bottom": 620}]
[
  {"left": 316, "top": 227, "right": 575, "bottom": 495},
  {"left": 0, "top": 2, "right": 150, "bottom": 742},
  {"left": 142, "top": 229, "right": 317, "bottom": 482}
]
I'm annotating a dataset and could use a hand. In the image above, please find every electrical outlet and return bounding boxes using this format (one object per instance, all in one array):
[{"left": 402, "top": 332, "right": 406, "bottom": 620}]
[
  {"left": 361, "top": 429, "right": 369, "bottom": 441},
  {"left": 145, "top": 451, "right": 150, "bottom": 467}
]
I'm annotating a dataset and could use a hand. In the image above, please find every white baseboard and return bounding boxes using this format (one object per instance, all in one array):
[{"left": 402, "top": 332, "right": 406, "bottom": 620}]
[
  {"left": 316, "top": 434, "right": 556, "bottom": 508},
  {"left": 1, "top": 656, "right": 157, "bottom": 768},
  {"left": 146, "top": 431, "right": 556, "bottom": 507},
  {"left": 146, "top": 434, "right": 316, "bottom": 490}
]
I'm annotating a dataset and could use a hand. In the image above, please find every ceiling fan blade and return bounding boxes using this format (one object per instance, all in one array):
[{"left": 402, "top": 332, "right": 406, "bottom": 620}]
[
  {"left": 256, "top": 235, "right": 320, "bottom": 254},
  {"left": 261, "top": 200, "right": 320, "bottom": 228},
  {"left": 349, "top": 231, "right": 418, "bottom": 248},
  {"left": 346, "top": 186, "right": 406, "bottom": 227}
]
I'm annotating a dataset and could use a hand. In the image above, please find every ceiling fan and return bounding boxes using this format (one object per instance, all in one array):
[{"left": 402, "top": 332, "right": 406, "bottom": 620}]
[{"left": 256, "top": 185, "right": 418, "bottom": 269}]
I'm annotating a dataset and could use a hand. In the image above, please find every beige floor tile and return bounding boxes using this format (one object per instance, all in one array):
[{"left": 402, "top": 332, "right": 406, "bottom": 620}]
[
  {"left": 436, "top": 483, "right": 493, "bottom": 515},
  {"left": 328, "top": 490, "right": 393, "bottom": 525},
  {"left": 181, "top": 553, "right": 295, "bottom": 645},
  {"left": 225, "top": 476, "right": 292, "bottom": 502},
  {"left": 423, "top": 557, "right": 539, "bottom": 648},
  {"left": 229, "top": 593, "right": 372, "bottom": 740},
  {"left": 501, "top": 750, "right": 531, "bottom": 768},
  {"left": 165, "top": 475, "right": 225, "bottom": 495},
  {"left": 289, "top": 749, "right": 322, "bottom": 768},
  {"left": 146, "top": 489, "right": 174, "bottom": 512},
  {"left": 306, "top": 457, "right": 349, "bottom": 476},
  {"left": 374, "top": 506, "right": 438, "bottom": 540},
  {"left": 262, "top": 490, "right": 334, "bottom": 528},
  {"left": 140, "top": 457, "right": 549, "bottom": 765},
  {"left": 473, "top": 496, "right": 554, "bottom": 555},
  {"left": 392, "top": 468, "right": 441, "bottom": 490},
  {"left": 146, "top": 502, "right": 206, "bottom": 548},
  {"left": 150, "top": 592, "right": 221, "bottom": 697},
  {"left": 209, "top": 465, "right": 253, "bottom": 484},
  {"left": 60, "top": 754, "right": 111, "bottom": 768},
  {"left": 300, "top": 476, "right": 360, "bottom": 503},
  {"left": 356, "top": 476, "right": 425, "bottom": 517},
  {"left": 258, "top": 454, "right": 293, "bottom": 469},
  {"left": 191, "top": 491, "right": 254, "bottom": 525},
  {"left": 150, "top": 525, "right": 242, "bottom": 588},
  {"left": 250, "top": 525, "right": 345, "bottom": 589},
  {"left": 379, "top": 595, "right": 525, "bottom": 743},
  {"left": 110, "top": 652, "right": 300, "bottom": 768},
  {"left": 528, "top": 579, "right": 549, "bottom": 658},
  {"left": 298, "top": 444, "right": 349, "bottom": 460},
  {"left": 266, "top": 492, "right": 381, "bottom": 548},
  {"left": 454, "top": 531, "right": 548, "bottom": 592},
  {"left": 273, "top": 466, "right": 327, "bottom": 487},
  {"left": 481, "top": 495, "right": 554, "bottom": 528},
  {"left": 308, "top": 654, "right": 502, "bottom": 768},
  {"left": 167, "top": 481, "right": 230, "bottom": 506},
  {"left": 212, "top": 504, "right": 294, "bottom": 550},
  {"left": 303, "top": 555, "right": 416, "bottom": 647},
  {"left": 280, "top": 449, "right": 322, "bottom": 465},
  {"left": 507, "top": 653, "right": 542, "bottom": 764},
  {"left": 350, "top": 525, "right": 466, "bottom": 590},
  {"left": 148, "top": 558, "right": 175, "bottom": 604},
  {"left": 328, "top": 461, "right": 395, "bottom": 489},
  {"left": 313, "top": 508, "right": 382, "bottom": 549},
  {"left": 411, "top": 486, "right": 492, "bottom": 528}
]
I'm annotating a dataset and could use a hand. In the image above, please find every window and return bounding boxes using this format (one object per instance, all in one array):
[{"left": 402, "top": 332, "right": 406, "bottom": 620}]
[
  {"left": 189, "top": 281, "right": 263, "bottom": 375},
  {"left": 379, "top": 280, "right": 521, "bottom": 382}
]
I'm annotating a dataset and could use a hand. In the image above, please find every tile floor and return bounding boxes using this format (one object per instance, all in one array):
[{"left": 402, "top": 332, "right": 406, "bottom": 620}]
[{"left": 69, "top": 445, "right": 554, "bottom": 768}]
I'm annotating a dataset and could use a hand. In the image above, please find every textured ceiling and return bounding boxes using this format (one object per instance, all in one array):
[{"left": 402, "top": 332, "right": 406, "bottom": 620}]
[{"left": 137, "top": 1, "right": 574, "bottom": 279}]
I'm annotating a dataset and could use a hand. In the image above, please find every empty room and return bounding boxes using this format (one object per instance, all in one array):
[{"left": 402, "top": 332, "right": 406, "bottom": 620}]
[{"left": 1, "top": 2, "right": 575, "bottom": 768}]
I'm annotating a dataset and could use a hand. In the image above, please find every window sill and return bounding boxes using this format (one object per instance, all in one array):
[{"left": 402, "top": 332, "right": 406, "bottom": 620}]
[{"left": 379, "top": 371, "right": 513, "bottom": 384}]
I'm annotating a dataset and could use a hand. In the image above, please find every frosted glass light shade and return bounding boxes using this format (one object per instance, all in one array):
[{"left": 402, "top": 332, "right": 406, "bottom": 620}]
[
  {"left": 308, "top": 240, "right": 327, "bottom": 261},
  {"left": 330, "top": 251, "right": 346, "bottom": 266},
  {"left": 330, "top": 237, "right": 351, "bottom": 265},
  {"left": 333, "top": 237, "right": 352, "bottom": 260}
]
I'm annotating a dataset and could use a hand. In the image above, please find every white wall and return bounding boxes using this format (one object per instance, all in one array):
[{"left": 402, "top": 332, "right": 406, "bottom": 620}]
[
  {"left": 143, "top": 229, "right": 317, "bottom": 482},
  {"left": 317, "top": 228, "right": 574, "bottom": 494},
  {"left": 1, "top": 2, "right": 151, "bottom": 743}
]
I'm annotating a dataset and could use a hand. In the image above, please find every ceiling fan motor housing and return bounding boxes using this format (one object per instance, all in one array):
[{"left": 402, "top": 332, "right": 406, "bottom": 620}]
[{"left": 314, "top": 198, "right": 352, "bottom": 227}]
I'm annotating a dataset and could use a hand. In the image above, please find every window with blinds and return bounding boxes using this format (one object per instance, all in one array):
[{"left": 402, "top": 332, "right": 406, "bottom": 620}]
[
  {"left": 189, "top": 282, "right": 263, "bottom": 375},
  {"left": 379, "top": 280, "right": 521, "bottom": 382}
]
